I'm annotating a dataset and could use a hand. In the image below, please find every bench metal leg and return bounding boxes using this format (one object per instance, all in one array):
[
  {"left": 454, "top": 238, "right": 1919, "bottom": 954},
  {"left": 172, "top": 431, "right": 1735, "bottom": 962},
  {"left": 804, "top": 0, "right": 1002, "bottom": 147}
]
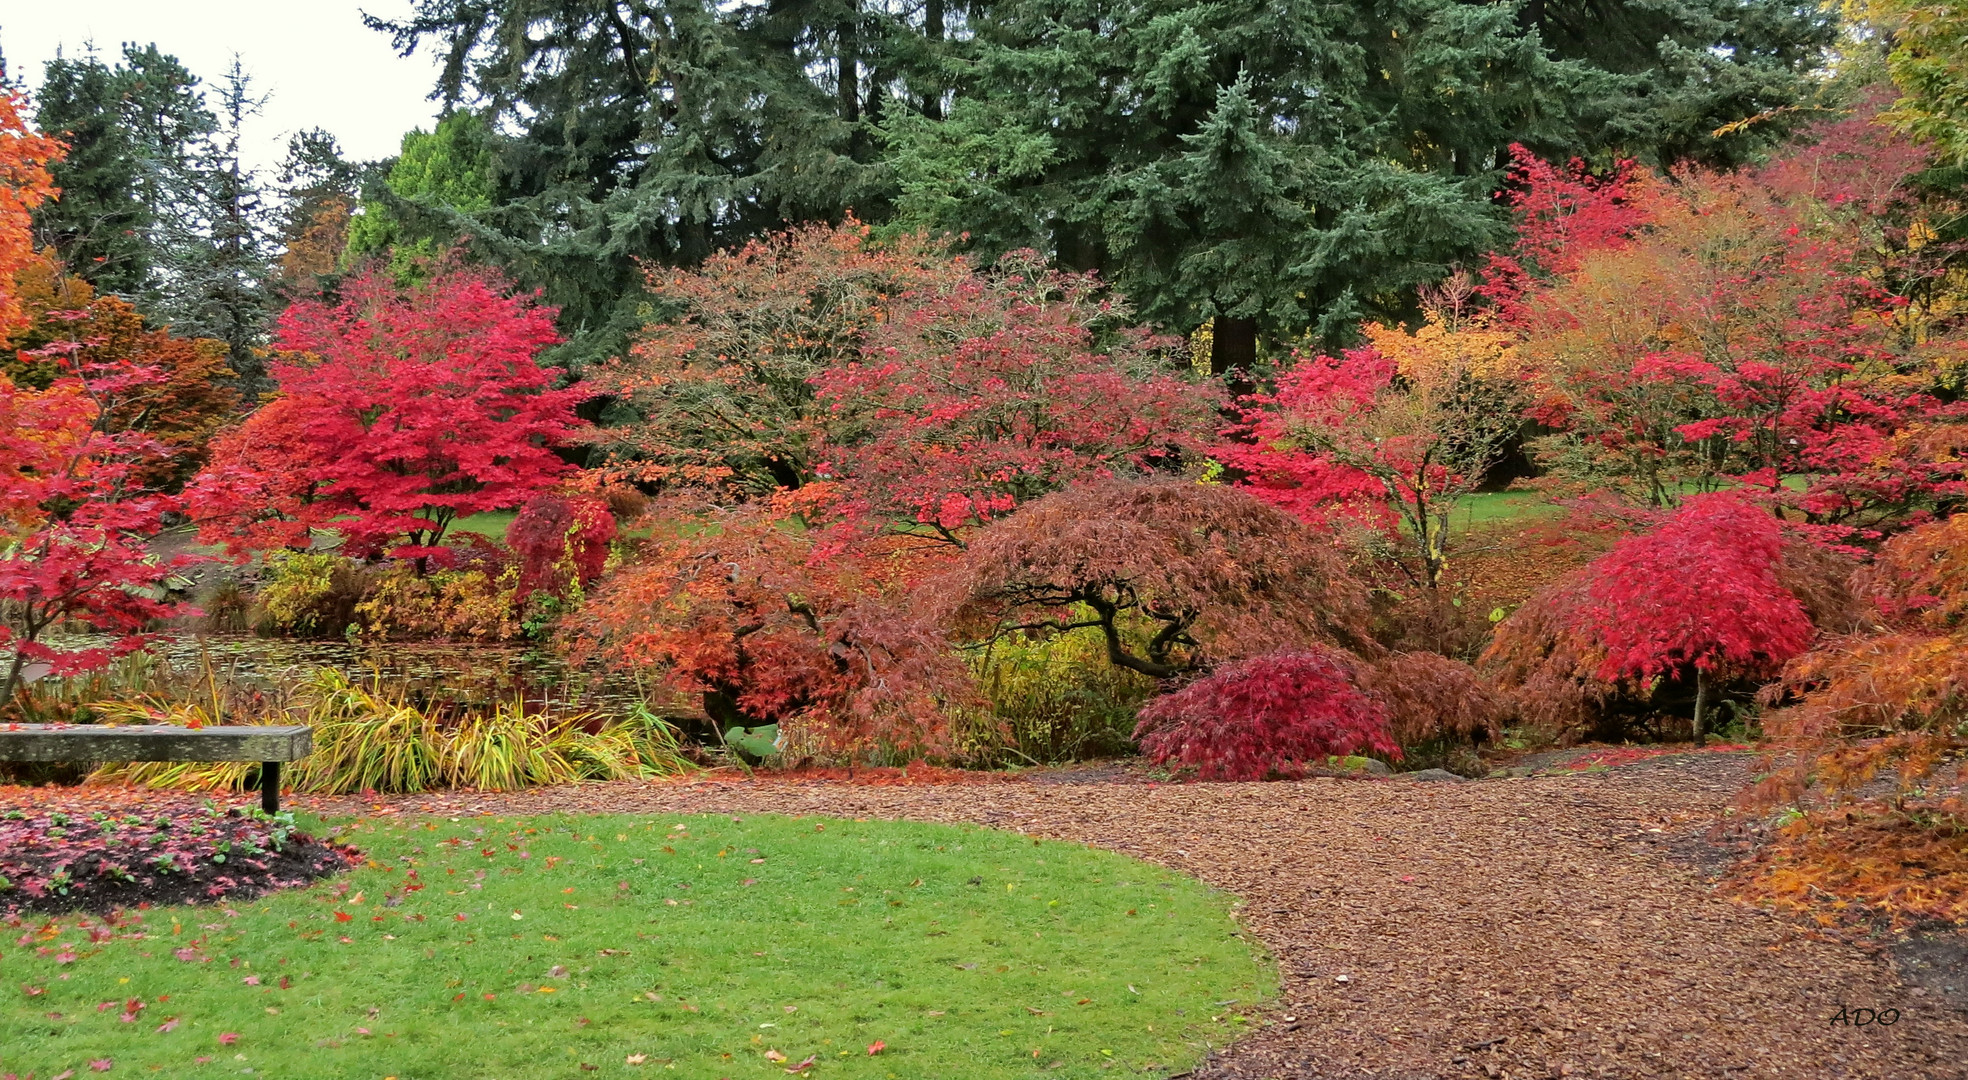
[{"left": 261, "top": 761, "right": 280, "bottom": 815}]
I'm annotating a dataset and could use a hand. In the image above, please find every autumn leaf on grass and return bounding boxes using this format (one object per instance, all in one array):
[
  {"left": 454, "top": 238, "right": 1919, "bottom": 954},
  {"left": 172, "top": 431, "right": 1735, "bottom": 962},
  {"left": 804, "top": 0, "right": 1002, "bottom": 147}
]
[
  {"left": 785, "top": 1054, "right": 818, "bottom": 1074},
  {"left": 89, "top": 1059, "right": 113, "bottom": 1072},
  {"left": 626, "top": 1054, "right": 648, "bottom": 1066},
  {"left": 156, "top": 1017, "right": 180, "bottom": 1033},
  {"left": 218, "top": 1032, "right": 240, "bottom": 1045},
  {"left": 764, "top": 1050, "right": 787, "bottom": 1063},
  {"left": 22, "top": 984, "right": 45, "bottom": 996},
  {"left": 334, "top": 911, "right": 352, "bottom": 923},
  {"left": 867, "top": 1041, "right": 886, "bottom": 1055}
]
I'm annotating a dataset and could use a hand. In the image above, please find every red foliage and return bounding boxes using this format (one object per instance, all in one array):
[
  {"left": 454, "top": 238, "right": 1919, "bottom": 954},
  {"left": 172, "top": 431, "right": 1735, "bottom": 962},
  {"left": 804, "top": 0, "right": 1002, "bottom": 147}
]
[
  {"left": 187, "top": 265, "right": 584, "bottom": 561},
  {"left": 569, "top": 504, "right": 974, "bottom": 757},
  {"left": 1132, "top": 647, "right": 1398, "bottom": 781},
  {"left": 1503, "top": 146, "right": 1967, "bottom": 537},
  {"left": 1478, "top": 145, "right": 1653, "bottom": 322},
  {"left": 1, "top": 320, "right": 193, "bottom": 699},
  {"left": 812, "top": 254, "right": 1220, "bottom": 538},
  {"left": 505, "top": 493, "right": 617, "bottom": 597},
  {"left": 1578, "top": 495, "right": 1814, "bottom": 687},
  {"left": 1483, "top": 496, "right": 1832, "bottom": 743},
  {"left": 1218, "top": 308, "right": 1527, "bottom": 586}
]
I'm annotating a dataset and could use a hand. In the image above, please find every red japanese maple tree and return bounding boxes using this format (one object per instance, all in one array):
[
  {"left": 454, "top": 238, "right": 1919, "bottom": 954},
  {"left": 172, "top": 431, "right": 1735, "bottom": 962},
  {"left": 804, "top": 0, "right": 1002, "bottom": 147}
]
[
  {"left": 1570, "top": 495, "right": 1815, "bottom": 744},
  {"left": 808, "top": 253, "right": 1221, "bottom": 541},
  {"left": 0, "top": 340, "right": 190, "bottom": 702},
  {"left": 506, "top": 492, "right": 617, "bottom": 598},
  {"left": 1133, "top": 647, "right": 1398, "bottom": 781},
  {"left": 187, "top": 265, "right": 585, "bottom": 563}
]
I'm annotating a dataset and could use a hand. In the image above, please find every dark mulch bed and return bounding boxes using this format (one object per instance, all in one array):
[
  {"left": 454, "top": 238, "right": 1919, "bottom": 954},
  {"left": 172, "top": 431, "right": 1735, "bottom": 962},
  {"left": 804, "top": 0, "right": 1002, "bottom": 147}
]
[{"left": 0, "top": 789, "right": 355, "bottom": 917}]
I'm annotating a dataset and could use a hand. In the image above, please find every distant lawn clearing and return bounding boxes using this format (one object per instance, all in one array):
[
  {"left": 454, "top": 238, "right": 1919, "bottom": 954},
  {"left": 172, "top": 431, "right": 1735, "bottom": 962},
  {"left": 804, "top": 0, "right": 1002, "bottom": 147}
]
[{"left": 2, "top": 812, "right": 1272, "bottom": 1079}]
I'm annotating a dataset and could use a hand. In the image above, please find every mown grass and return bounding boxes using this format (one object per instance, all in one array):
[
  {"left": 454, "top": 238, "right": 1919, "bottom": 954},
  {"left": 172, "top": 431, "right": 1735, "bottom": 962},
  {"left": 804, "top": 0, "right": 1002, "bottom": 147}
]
[{"left": 1, "top": 813, "right": 1273, "bottom": 1079}]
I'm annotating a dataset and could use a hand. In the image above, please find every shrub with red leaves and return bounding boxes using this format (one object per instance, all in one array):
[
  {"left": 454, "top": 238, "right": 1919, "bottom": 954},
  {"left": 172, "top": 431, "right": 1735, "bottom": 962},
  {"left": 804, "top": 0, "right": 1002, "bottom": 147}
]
[
  {"left": 506, "top": 492, "right": 617, "bottom": 598},
  {"left": 1133, "top": 648, "right": 1398, "bottom": 781},
  {"left": 0, "top": 802, "right": 353, "bottom": 916}
]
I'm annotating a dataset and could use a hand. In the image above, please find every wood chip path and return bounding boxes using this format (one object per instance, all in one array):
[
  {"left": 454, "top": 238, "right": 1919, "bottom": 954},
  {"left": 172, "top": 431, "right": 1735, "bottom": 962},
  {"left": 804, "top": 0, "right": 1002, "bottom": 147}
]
[{"left": 263, "top": 756, "right": 1968, "bottom": 1077}]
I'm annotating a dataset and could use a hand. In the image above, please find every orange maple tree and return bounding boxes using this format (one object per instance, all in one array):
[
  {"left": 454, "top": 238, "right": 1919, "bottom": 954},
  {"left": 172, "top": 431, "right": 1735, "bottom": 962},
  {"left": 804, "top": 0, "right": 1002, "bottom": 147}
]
[{"left": 0, "top": 83, "right": 63, "bottom": 336}]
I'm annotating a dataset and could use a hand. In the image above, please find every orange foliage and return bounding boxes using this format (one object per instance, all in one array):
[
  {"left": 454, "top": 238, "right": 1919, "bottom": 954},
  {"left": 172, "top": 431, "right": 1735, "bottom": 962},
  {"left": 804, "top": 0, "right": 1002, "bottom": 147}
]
[
  {"left": 1760, "top": 514, "right": 1968, "bottom": 807},
  {"left": 0, "top": 84, "right": 64, "bottom": 336},
  {"left": 7, "top": 255, "right": 236, "bottom": 485},
  {"left": 1723, "top": 804, "right": 1968, "bottom": 931},
  {"left": 568, "top": 503, "right": 976, "bottom": 759}
]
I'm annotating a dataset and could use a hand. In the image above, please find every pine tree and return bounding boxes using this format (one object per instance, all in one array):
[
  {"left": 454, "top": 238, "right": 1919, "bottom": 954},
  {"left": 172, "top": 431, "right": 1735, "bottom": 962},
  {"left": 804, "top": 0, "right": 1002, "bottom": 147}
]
[
  {"left": 154, "top": 61, "right": 277, "bottom": 397},
  {"left": 273, "top": 128, "right": 363, "bottom": 295},
  {"left": 885, "top": 0, "right": 1838, "bottom": 365},
  {"left": 30, "top": 44, "right": 215, "bottom": 299},
  {"left": 363, "top": 0, "right": 935, "bottom": 370}
]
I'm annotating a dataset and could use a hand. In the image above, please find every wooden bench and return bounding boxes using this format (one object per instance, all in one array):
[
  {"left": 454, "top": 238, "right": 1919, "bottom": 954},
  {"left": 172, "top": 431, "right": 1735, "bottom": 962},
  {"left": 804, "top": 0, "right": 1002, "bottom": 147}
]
[{"left": 0, "top": 725, "right": 312, "bottom": 814}]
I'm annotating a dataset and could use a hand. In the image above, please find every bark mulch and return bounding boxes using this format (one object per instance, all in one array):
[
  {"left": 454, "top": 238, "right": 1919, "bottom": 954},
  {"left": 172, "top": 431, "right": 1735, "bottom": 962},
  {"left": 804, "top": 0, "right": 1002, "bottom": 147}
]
[{"left": 121, "top": 757, "right": 1968, "bottom": 1077}]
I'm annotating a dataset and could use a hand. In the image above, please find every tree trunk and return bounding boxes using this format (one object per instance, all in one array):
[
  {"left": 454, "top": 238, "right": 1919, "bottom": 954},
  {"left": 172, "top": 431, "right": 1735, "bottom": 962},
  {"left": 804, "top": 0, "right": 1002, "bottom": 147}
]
[
  {"left": 1210, "top": 316, "right": 1257, "bottom": 378},
  {"left": 0, "top": 648, "right": 26, "bottom": 712},
  {"left": 1691, "top": 668, "right": 1708, "bottom": 748},
  {"left": 838, "top": 15, "right": 860, "bottom": 124},
  {"left": 923, "top": 0, "right": 945, "bottom": 119}
]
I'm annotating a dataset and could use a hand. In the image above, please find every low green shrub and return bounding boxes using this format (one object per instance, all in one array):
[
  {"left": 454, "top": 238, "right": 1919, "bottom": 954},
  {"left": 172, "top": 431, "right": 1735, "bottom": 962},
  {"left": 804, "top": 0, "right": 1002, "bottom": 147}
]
[
  {"left": 961, "top": 624, "right": 1156, "bottom": 764},
  {"left": 252, "top": 551, "right": 531, "bottom": 642}
]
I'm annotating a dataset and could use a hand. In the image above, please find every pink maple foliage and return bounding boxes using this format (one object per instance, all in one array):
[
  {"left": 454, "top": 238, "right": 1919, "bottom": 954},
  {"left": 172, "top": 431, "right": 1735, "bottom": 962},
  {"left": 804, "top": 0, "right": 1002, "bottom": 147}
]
[
  {"left": 1133, "top": 647, "right": 1398, "bottom": 781},
  {"left": 810, "top": 255, "right": 1220, "bottom": 541},
  {"left": 1569, "top": 495, "right": 1815, "bottom": 743}
]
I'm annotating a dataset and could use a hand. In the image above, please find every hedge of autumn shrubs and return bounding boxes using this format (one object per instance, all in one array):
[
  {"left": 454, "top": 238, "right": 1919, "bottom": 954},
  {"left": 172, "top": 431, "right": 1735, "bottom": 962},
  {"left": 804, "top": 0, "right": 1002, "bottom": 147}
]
[
  {"left": 6, "top": 86, "right": 1968, "bottom": 801},
  {"left": 0, "top": 801, "right": 353, "bottom": 916}
]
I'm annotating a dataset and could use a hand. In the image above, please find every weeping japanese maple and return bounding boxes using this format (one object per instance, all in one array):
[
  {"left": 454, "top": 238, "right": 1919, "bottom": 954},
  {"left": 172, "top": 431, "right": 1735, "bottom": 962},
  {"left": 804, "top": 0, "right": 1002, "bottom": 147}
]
[
  {"left": 1133, "top": 647, "right": 1398, "bottom": 782},
  {"left": 1484, "top": 495, "right": 1854, "bottom": 744},
  {"left": 942, "top": 479, "right": 1374, "bottom": 678}
]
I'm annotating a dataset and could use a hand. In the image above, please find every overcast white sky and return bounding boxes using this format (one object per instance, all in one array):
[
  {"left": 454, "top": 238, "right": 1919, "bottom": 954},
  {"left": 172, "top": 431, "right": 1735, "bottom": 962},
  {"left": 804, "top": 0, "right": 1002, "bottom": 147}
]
[{"left": 1, "top": 1, "right": 446, "bottom": 179}]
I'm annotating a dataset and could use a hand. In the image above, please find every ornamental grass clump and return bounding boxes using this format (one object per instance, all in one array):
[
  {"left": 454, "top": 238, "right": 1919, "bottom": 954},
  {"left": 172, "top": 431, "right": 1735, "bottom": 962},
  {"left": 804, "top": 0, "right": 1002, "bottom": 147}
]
[
  {"left": 95, "top": 671, "right": 689, "bottom": 795},
  {"left": 1133, "top": 647, "right": 1398, "bottom": 781}
]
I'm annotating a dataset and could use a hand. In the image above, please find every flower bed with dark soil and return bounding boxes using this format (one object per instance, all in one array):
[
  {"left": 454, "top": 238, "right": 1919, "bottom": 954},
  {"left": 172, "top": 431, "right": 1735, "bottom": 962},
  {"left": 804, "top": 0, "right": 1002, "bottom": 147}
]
[{"left": 0, "top": 792, "right": 355, "bottom": 916}]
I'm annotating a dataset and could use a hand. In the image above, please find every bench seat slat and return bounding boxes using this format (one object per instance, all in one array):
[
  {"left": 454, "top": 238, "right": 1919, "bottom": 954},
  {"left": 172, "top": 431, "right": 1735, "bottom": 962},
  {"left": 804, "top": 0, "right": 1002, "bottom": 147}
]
[{"left": 0, "top": 725, "right": 312, "bottom": 763}]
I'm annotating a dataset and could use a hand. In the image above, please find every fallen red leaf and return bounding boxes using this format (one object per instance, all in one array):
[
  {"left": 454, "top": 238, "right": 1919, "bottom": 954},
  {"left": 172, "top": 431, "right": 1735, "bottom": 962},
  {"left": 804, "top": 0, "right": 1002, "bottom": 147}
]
[
  {"left": 218, "top": 1032, "right": 239, "bottom": 1045},
  {"left": 867, "top": 1040, "right": 886, "bottom": 1055}
]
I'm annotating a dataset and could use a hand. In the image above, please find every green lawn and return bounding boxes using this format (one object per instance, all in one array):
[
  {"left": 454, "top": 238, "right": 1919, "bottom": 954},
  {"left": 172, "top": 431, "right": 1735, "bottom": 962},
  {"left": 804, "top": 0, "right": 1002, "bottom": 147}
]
[{"left": 2, "top": 813, "right": 1272, "bottom": 1079}]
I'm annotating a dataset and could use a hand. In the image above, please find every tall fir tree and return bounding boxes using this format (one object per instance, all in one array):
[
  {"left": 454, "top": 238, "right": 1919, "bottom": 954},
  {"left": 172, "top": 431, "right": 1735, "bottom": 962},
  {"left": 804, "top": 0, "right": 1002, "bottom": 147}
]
[
  {"left": 885, "top": 0, "right": 1837, "bottom": 367},
  {"left": 274, "top": 128, "right": 363, "bottom": 295},
  {"left": 371, "top": 0, "right": 1839, "bottom": 370},
  {"left": 364, "top": 0, "right": 932, "bottom": 369},
  {"left": 30, "top": 44, "right": 215, "bottom": 300},
  {"left": 151, "top": 60, "right": 277, "bottom": 398}
]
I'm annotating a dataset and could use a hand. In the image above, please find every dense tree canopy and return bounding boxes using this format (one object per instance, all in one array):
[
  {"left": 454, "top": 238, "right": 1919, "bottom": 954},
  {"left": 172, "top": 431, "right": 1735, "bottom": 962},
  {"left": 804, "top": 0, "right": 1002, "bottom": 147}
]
[{"left": 365, "top": 0, "right": 1839, "bottom": 367}]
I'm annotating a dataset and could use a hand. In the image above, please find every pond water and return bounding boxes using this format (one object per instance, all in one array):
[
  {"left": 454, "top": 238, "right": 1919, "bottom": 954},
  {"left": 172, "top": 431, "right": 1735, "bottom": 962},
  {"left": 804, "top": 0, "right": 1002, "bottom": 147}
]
[{"left": 33, "top": 632, "right": 694, "bottom": 719}]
